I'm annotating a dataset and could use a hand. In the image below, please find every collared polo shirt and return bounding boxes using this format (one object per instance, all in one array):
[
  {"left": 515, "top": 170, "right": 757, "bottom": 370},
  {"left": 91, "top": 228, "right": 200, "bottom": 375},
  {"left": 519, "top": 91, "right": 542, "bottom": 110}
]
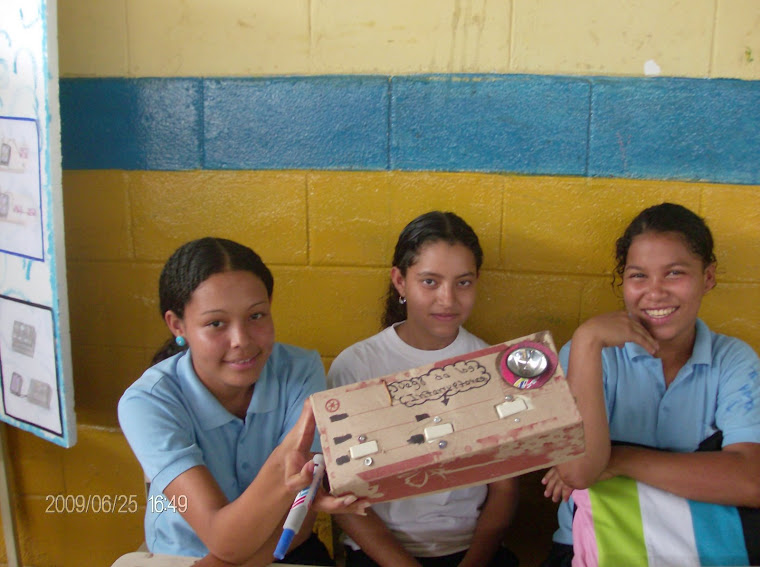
[
  {"left": 553, "top": 319, "right": 760, "bottom": 545},
  {"left": 118, "top": 342, "right": 325, "bottom": 556}
]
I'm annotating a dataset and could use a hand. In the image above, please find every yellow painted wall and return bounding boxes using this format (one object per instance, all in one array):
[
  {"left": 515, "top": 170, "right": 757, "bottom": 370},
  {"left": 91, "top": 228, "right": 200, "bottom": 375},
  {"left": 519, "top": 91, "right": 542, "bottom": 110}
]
[{"left": 2, "top": 1, "right": 758, "bottom": 566}]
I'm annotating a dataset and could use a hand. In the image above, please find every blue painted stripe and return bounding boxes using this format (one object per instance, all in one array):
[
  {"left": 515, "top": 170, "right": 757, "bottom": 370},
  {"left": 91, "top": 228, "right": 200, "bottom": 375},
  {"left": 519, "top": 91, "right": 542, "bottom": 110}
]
[
  {"left": 60, "top": 78, "right": 203, "bottom": 170},
  {"left": 204, "top": 76, "right": 389, "bottom": 170},
  {"left": 589, "top": 77, "right": 760, "bottom": 184},
  {"left": 689, "top": 499, "right": 749, "bottom": 566},
  {"left": 391, "top": 74, "right": 591, "bottom": 174},
  {"left": 59, "top": 75, "right": 760, "bottom": 184}
]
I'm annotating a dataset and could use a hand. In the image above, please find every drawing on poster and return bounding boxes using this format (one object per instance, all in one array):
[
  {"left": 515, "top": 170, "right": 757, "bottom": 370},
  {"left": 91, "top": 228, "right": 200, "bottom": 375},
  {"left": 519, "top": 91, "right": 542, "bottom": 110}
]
[
  {"left": 0, "top": 116, "right": 43, "bottom": 261},
  {"left": 0, "top": 295, "right": 61, "bottom": 436}
]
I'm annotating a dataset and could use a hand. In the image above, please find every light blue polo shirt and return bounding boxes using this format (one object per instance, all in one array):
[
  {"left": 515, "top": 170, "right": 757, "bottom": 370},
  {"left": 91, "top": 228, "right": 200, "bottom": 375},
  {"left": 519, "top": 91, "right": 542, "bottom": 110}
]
[
  {"left": 553, "top": 319, "right": 760, "bottom": 545},
  {"left": 118, "top": 342, "right": 326, "bottom": 557}
]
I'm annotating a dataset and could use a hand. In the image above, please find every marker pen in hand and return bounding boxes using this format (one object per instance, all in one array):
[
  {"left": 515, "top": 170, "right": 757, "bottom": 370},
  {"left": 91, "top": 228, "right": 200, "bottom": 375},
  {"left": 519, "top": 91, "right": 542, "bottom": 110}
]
[{"left": 273, "top": 453, "right": 326, "bottom": 561}]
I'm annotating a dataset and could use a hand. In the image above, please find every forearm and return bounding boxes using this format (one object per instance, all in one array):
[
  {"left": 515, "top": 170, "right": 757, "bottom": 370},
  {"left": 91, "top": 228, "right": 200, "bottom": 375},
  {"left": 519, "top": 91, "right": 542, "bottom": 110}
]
[
  {"left": 193, "top": 528, "right": 281, "bottom": 567},
  {"left": 173, "top": 456, "right": 299, "bottom": 563},
  {"left": 194, "top": 508, "right": 316, "bottom": 567},
  {"left": 213, "top": 462, "right": 297, "bottom": 559},
  {"left": 335, "top": 509, "right": 421, "bottom": 567},
  {"left": 556, "top": 333, "right": 611, "bottom": 489},
  {"left": 608, "top": 443, "right": 760, "bottom": 507},
  {"left": 458, "top": 479, "right": 519, "bottom": 567}
]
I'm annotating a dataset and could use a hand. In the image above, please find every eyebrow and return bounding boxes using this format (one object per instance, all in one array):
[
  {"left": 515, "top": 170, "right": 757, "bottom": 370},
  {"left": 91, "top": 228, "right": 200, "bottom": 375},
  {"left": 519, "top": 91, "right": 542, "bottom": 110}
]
[
  {"left": 416, "top": 270, "right": 476, "bottom": 278},
  {"left": 200, "top": 300, "right": 269, "bottom": 315},
  {"left": 624, "top": 262, "right": 689, "bottom": 271}
]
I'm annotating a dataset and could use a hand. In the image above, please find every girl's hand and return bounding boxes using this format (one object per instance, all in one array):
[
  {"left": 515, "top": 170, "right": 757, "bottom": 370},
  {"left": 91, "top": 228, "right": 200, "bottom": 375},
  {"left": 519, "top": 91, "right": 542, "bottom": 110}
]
[
  {"left": 313, "top": 488, "right": 371, "bottom": 516},
  {"left": 542, "top": 467, "right": 574, "bottom": 502},
  {"left": 279, "top": 398, "right": 319, "bottom": 493},
  {"left": 281, "top": 400, "right": 371, "bottom": 515},
  {"left": 574, "top": 311, "right": 658, "bottom": 355}
]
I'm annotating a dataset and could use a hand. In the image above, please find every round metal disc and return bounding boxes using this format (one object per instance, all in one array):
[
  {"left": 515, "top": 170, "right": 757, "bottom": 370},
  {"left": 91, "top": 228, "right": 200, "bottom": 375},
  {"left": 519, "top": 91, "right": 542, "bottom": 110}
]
[{"left": 506, "top": 347, "right": 548, "bottom": 378}]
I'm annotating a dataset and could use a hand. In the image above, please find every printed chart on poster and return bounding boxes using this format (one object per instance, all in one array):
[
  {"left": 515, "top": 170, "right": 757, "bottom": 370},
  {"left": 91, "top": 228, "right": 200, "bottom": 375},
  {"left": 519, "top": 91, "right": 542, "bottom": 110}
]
[
  {"left": 0, "top": 117, "right": 44, "bottom": 261},
  {"left": 0, "top": 296, "right": 60, "bottom": 435},
  {"left": 0, "top": 0, "right": 75, "bottom": 447}
]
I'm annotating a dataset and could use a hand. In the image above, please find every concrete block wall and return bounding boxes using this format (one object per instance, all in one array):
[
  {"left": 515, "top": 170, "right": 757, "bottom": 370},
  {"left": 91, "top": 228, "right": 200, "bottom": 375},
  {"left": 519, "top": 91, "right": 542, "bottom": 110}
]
[{"left": 3, "top": 1, "right": 758, "bottom": 565}]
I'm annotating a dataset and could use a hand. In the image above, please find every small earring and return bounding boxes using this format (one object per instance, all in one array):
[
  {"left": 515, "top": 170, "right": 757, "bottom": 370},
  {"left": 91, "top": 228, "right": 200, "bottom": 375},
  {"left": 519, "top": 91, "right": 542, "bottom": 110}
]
[
  {"left": 398, "top": 296, "right": 406, "bottom": 305},
  {"left": 175, "top": 336, "right": 187, "bottom": 347}
]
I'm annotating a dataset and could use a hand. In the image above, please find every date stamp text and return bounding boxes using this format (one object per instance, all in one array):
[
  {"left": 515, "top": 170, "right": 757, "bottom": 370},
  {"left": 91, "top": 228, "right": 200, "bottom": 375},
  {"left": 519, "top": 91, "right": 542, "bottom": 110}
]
[{"left": 45, "top": 494, "right": 139, "bottom": 514}]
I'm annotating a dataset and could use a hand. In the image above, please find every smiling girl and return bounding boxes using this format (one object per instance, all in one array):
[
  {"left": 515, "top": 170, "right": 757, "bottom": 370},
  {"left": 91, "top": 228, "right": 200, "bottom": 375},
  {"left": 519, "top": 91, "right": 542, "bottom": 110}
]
[
  {"left": 328, "top": 212, "right": 519, "bottom": 567},
  {"left": 118, "top": 237, "right": 364, "bottom": 566},
  {"left": 541, "top": 203, "right": 760, "bottom": 566}
]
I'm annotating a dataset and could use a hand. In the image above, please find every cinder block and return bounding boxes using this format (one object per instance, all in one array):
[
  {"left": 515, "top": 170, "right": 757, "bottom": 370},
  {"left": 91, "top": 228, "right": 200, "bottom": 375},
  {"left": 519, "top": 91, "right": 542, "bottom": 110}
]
[
  {"left": 702, "top": 283, "right": 760, "bottom": 354},
  {"left": 63, "top": 171, "right": 133, "bottom": 261},
  {"left": 59, "top": 79, "right": 203, "bottom": 170},
  {"left": 271, "top": 266, "right": 387, "bottom": 357},
  {"left": 72, "top": 344, "right": 152, "bottom": 428},
  {"left": 130, "top": 171, "right": 308, "bottom": 264},
  {"left": 66, "top": 260, "right": 163, "bottom": 349},
  {"left": 391, "top": 75, "right": 590, "bottom": 175},
  {"left": 468, "top": 270, "right": 585, "bottom": 349},
  {"left": 58, "top": 0, "right": 128, "bottom": 77},
  {"left": 589, "top": 78, "right": 760, "bottom": 184},
  {"left": 511, "top": 0, "right": 713, "bottom": 77},
  {"left": 127, "top": 0, "right": 311, "bottom": 76},
  {"left": 17, "top": 494, "right": 66, "bottom": 566},
  {"left": 703, "top": 184, "right": 760, "bottom": 282},
  {"left": 713, "top": 0, "right": 760, "bottom": 79},
  {"left": 578, "top": 276, "right": 625, "bottom": 324},
  {"left": 62, "top": 426, "right": 145, "bottom": 498},
  {"left": 502, "top": 177, "right": 701, "bottom": 274},
  {"left": 311, "top": 0, "right": 510, "bottom": 74},
  {"left": 309, "top": 172, "right": 394, "bottom": 266},
  {"left": 389, "top": 172, "right": 504, "bottom": 270},
  {"left": 203, "top": 77, "right": 389, "bottom": 170},
  {"left": 8, "top": 428, "right": 65, "bottom": 496},
  {"left": 62, "top": 497, "right": 144, "bottom": 566}
]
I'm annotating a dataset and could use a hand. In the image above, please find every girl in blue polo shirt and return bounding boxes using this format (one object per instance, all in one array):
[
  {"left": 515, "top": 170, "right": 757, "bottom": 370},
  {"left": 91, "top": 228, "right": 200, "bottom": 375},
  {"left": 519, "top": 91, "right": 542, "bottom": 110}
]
[
  {"left": 541, "top": 203, "right": 760, "bottom": 566},
  {"left": 119, "top": 237, "right": 365, "bottom": 565}
]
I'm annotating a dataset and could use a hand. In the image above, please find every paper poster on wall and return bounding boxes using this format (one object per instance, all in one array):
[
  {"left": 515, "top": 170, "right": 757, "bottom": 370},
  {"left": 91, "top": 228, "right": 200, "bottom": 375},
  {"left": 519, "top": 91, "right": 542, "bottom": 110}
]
[
  {"left": 0, "top": 117, "right": 44, "bottom": 261},
  {"left": 0, "top": 0, "right": 75, "bottom": 447},
  {"left": 0, "top": 295, "right": 61, "bottom": 435}
]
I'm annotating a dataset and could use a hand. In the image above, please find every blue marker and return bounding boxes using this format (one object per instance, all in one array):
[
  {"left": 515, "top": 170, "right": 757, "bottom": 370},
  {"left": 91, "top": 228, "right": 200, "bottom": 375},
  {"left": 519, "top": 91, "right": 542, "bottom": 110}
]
[{"left": 274, "top": 453, "right": 326, "bottom": 560}]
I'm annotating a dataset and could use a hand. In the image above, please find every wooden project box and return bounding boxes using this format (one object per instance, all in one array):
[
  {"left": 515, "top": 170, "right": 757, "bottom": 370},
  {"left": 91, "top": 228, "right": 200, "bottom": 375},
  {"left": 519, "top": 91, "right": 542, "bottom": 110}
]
[{"left": 312, "top": 331, "right": 584, "bottom": 503}]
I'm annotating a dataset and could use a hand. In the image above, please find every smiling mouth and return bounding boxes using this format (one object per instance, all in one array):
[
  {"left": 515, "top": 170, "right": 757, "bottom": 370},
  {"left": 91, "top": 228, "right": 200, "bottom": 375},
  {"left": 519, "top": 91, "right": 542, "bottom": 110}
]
[
  {"left": 644, "top": 307, "right": 677, "bottom": 319},
  {"left": 226, "top": 354, "right": 257, "bottom": 365}
]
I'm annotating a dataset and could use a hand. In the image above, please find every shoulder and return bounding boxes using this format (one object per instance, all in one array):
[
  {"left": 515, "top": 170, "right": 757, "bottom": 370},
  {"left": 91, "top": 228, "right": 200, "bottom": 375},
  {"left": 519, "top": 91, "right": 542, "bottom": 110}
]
[
  {"left": 117, "top": 354, "right": 198, "bottom": 456},
  {"left": 336, "top": 329, "right": 393, "bottom": 362},
  {"left": 699, "top": 321, "right": 759, "bottom": 373},
  {"left": 328, "top": 329, "right": 390, "bottom": 387},
  {"left": 559, "top": 338, "right": 630, "bottom": 374},
  {"left": 118, "top": 354, "right": 185, "bottom": 413},
  {"left": 267, "top": 342, "right": 325, "bottom": 384},
  {"left": 270, "top": 342, "right": 322, "bottom": 366},
  {"left": 457, "top": 327, "right": 489, "bottom": 352}
]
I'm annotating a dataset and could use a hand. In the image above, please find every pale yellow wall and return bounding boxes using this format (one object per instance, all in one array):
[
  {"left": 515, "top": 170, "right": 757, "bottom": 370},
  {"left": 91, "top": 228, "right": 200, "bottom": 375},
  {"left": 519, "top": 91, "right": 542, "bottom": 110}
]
[{"left": 58, "top": 0, "right": 760, "bottom": 79}]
